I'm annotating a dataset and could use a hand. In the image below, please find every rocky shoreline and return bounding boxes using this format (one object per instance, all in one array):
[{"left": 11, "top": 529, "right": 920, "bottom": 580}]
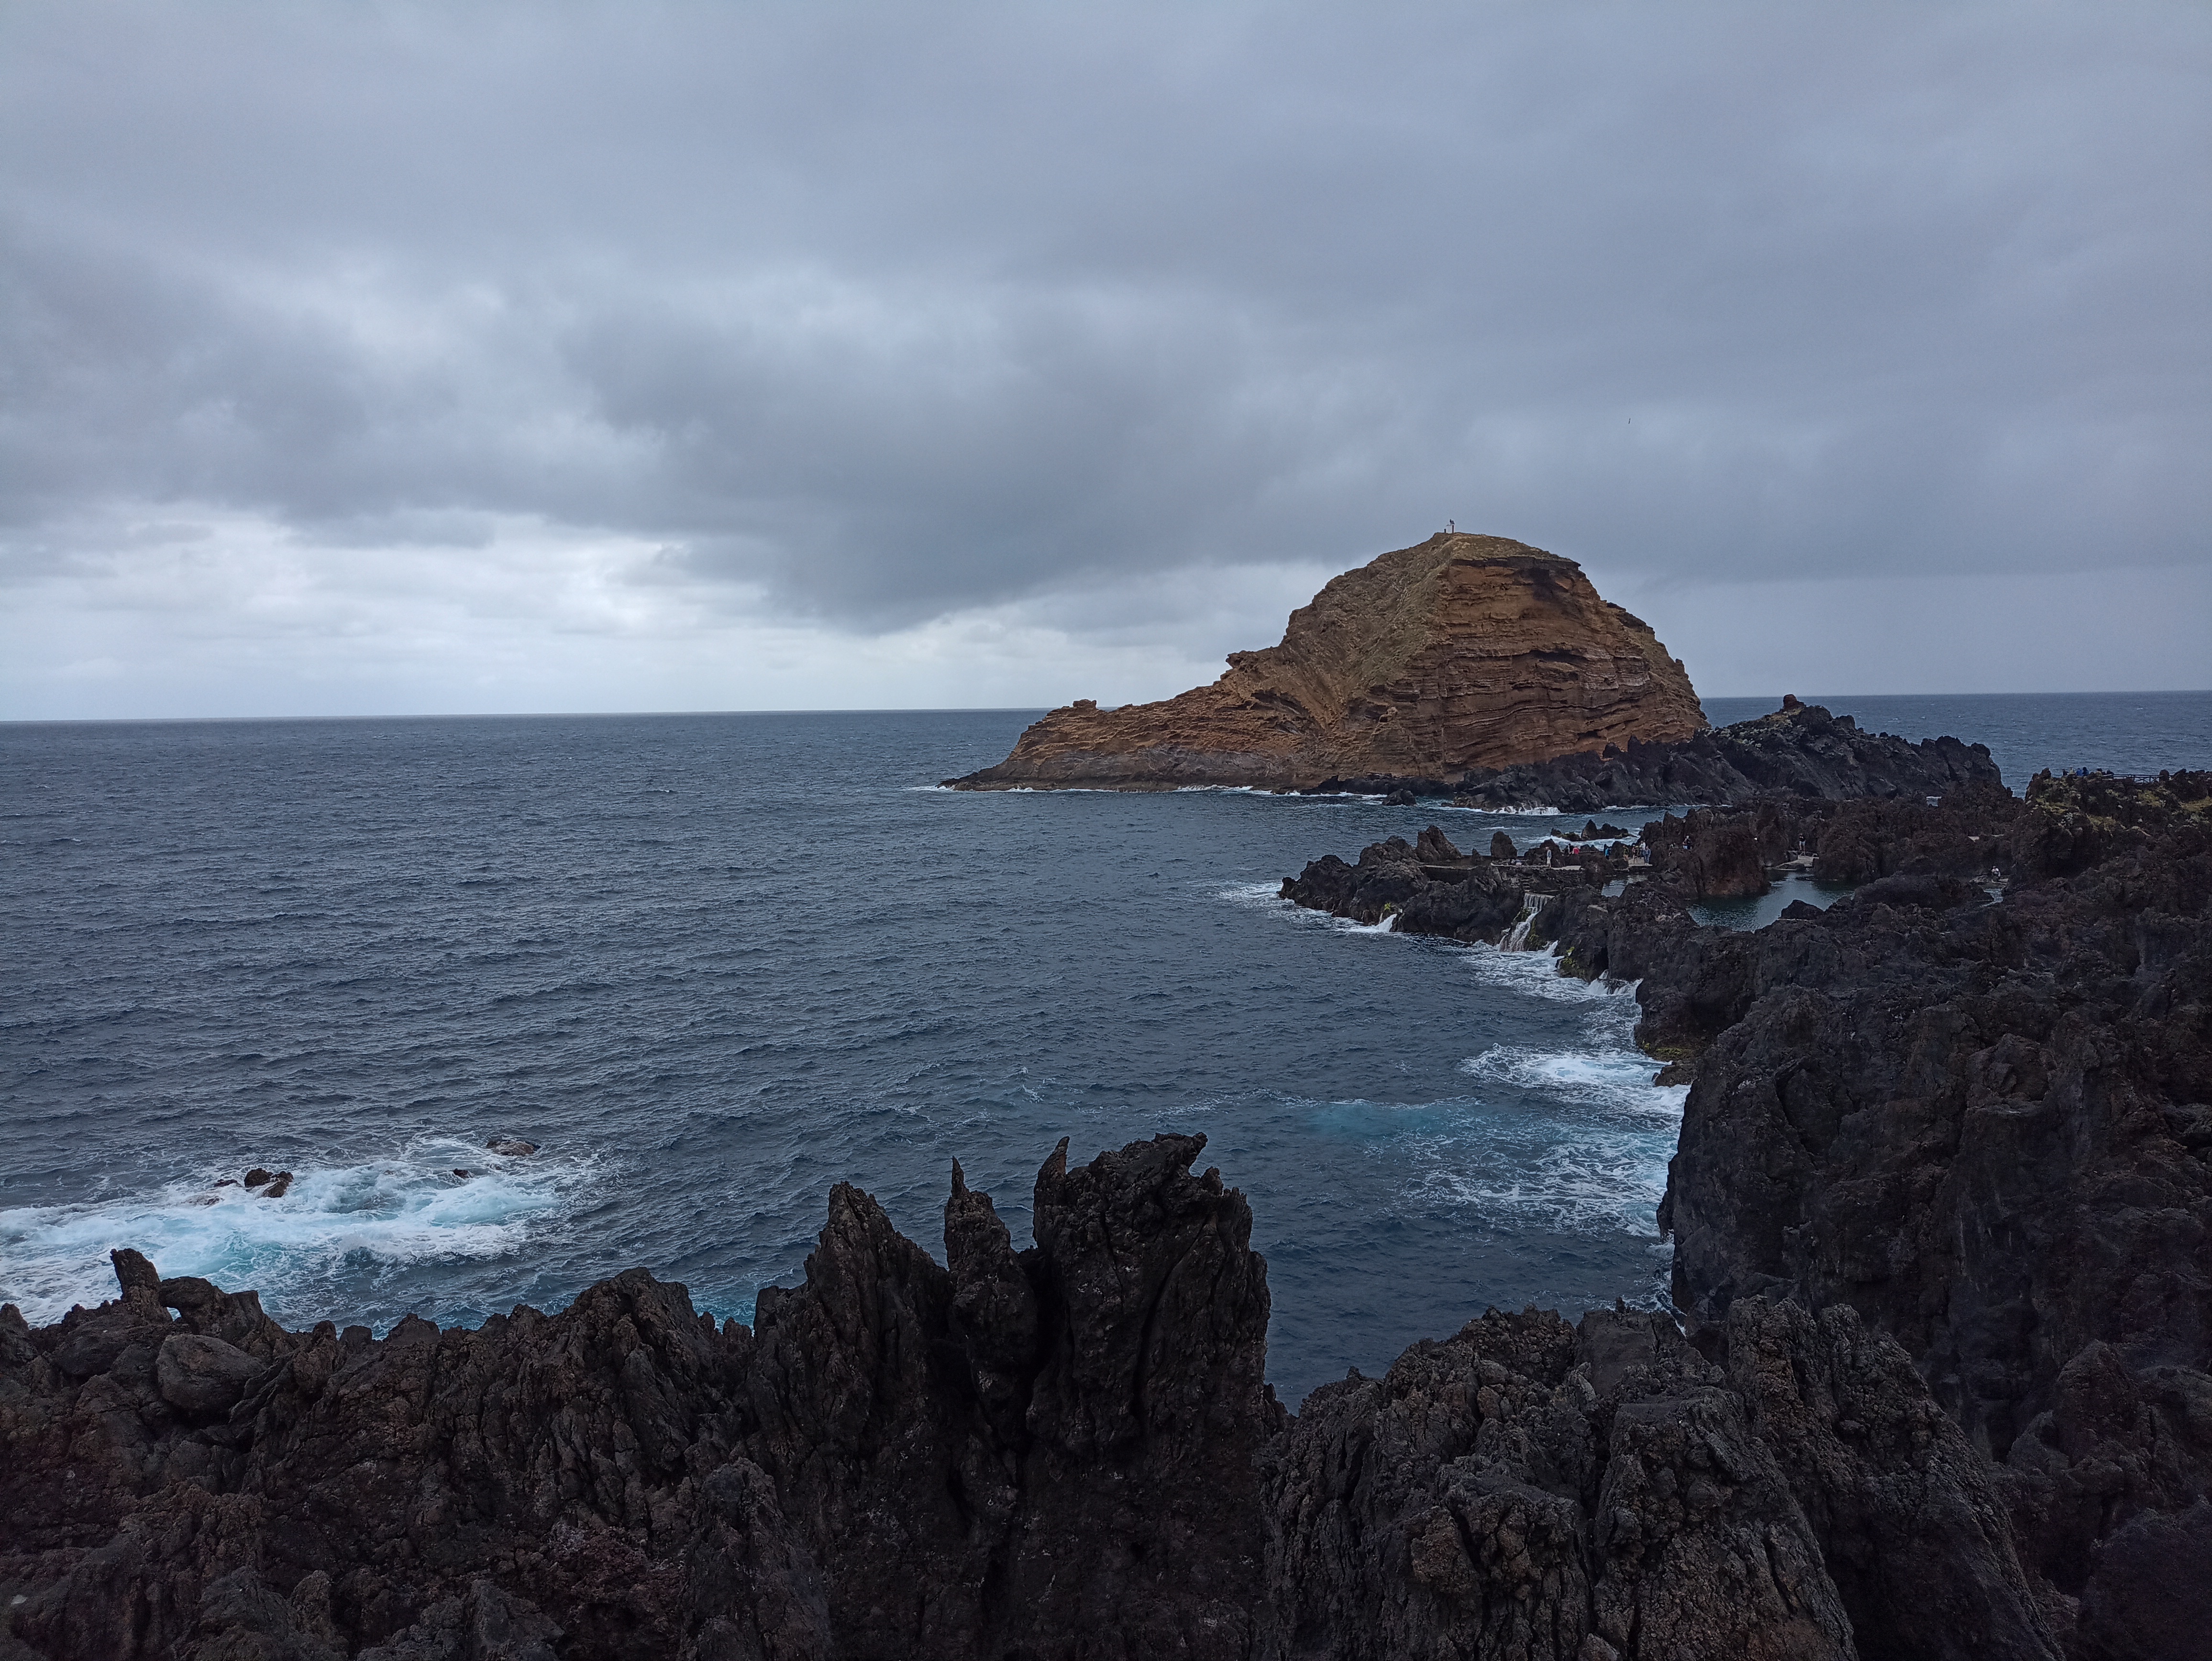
[
  {"left": 0, "top": 1144, "right": 2071, "bottom": 1661},
  {"left": 5, "top": 764, "right": 2206, "bottom": 1659},
  {"left": 1279, "top": 765, "right": 2212, "bottom": 1656}
]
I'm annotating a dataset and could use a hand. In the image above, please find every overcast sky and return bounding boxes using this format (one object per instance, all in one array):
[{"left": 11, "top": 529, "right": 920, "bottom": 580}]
[{"left": 2, "top": 2, "right": 2206, "bottom": 719}]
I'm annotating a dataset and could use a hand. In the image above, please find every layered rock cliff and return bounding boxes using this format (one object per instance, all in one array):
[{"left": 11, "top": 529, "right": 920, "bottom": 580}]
[{"left": 946, "top": 533, "right": 1705, "bottom": 791}]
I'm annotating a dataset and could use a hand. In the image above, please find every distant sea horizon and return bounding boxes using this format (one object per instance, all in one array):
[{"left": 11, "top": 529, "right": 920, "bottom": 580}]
[{"left": 9, "top": 686, "right": 2206, "bottom": 786}]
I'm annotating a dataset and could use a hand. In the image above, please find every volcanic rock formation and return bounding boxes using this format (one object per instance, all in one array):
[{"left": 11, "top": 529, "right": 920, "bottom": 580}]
[
  {"left": 7, "top": 773, "right": 2207, "bottom": 1659},
  {"left": 2, "top": 1138, "right": 1282, "bottom": 1661},
  {"left": 1449, "top": 696, "right": 2002, "bottom": 814},
  {"left": 0, "top": 1148, "right": 2056, "bottom": 1661},
  {"left": 946, "top": 532, "right": 1704, "bottom": 791},
  {"left": 1281, "top": 768, "right": 2212, "bottom": 1656}
]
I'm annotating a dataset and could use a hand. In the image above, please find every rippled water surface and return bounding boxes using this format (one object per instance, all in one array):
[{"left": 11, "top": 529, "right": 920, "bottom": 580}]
[{"left": 6, "top": 694, "right": 2202, "bottom": 1401}]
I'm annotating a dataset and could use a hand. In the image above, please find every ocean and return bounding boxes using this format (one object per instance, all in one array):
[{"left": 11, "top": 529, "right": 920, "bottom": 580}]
[{"left": 4, "top": 690, "right": 2207, "bottom": 1405}]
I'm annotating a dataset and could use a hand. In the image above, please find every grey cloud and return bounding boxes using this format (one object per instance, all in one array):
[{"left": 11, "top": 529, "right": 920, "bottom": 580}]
[
  {"left": 560, "top": 282, "right": 1412, "bottom": 621},
  {"left": 0, "top": 1, "right": 2204, "bottom": 642}
]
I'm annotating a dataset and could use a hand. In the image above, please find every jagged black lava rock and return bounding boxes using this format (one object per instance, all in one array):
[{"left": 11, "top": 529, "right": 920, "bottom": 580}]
[
  {"left": 1292, "top": 699, "right": 2002, "bottom": 816},
  {"left": 1447, "top": 699, "right": 2002, "bottom": 814},
  {"left": 1271, "top": 769, "right": 2212, "bottom": 1656},
  {"left": 0, "top": 1137, "right": 2105, "bottom": 1661}
]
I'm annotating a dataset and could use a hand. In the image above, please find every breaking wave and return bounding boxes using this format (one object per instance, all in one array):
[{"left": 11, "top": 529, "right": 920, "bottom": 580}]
[
  {"left": 1460, "top": 1043, "right": 1685, "bottom": 1118},
  {"left": 1303, "top": 1093, "right": 1674, "bottom": 1240},
  {"left": 0, "top": 1136, "right": 598, "bottom": 1327}
]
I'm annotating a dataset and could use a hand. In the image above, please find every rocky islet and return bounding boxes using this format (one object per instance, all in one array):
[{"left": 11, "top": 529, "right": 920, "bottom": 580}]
[
  {"left": 945, "top": 528, "right": 1999, "bottom": 812},
  {"left": 947, "top": 532, "right": 1706, "bottom": 793}
]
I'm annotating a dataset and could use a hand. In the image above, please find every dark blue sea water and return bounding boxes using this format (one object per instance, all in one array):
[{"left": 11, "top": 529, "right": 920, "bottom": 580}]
[{"left": 4, "top": 692, "right": 2206, "bottom": 1404}]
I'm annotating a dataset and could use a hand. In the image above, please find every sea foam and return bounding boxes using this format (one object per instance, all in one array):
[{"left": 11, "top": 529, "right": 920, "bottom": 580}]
[
  {"left": 1212, "top": 880, "right": 1400, "bottom": 934},
  {"left": 1460, "top": 1043, "right": 1685, "bottom": 1118},
  {"left": 1275, "top": 917, "right": 1681, "bottom": 1262},
  {"left": 0, "top": 1136, "right": 592, "bottom": 1327}
]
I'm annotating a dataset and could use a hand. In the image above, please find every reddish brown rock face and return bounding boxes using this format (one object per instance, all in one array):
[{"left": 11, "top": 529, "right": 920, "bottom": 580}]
[{"left": 950, "top": 532, "right": 1706, "bottom": 790}]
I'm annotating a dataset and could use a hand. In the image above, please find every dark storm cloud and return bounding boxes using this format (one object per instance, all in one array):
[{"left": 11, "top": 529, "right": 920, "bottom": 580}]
[{"left": 0, "top": 1, "right": 2204, "bottom": 632}]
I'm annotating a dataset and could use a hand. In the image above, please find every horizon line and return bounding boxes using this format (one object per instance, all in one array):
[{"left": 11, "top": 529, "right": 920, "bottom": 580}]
[{"left": 5, "top": 687, "right": 2212, "bottom": 728}]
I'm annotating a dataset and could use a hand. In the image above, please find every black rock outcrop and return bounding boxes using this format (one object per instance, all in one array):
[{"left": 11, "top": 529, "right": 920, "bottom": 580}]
[
  {"left": 1641, "top": 780, "right": 2212, "bottom": 1652},
  {"left": 2, "top": 1147, "right": 2064, "bottom": 1661},
  {"left": 1273, "top": 769, "right": 2212, "bottom": 1653},
  {"left": 1434, "top": 698, "right": 2000, "bottom": 813},
  {"left": 2, "top": 1135, "right": 1281, "bottom": 1661},
  {"left": 1268, "top": 1294, "right": 2063, "bottom": 1661}
]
